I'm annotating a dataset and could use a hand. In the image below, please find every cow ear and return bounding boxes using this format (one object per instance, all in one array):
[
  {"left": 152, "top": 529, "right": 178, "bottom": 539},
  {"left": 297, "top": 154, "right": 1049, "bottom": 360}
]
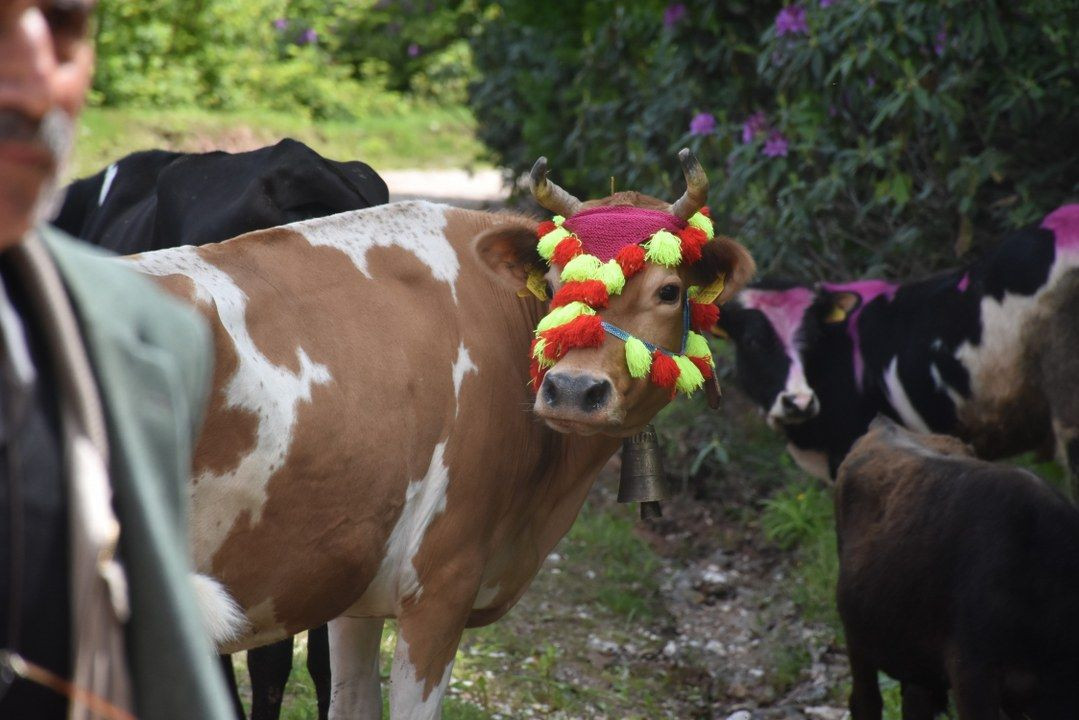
[
  {"left": 824, "top": 291, "right": 860, "bottom": 323},
  {"left": 473, "top": 224, "right": 546, "bottom": 295},
  {"left": 710, "top": 325, "right": 730, "bottom": 340},
  {"left": 687, "top": 236, "right": 756, "bottom": 305}
]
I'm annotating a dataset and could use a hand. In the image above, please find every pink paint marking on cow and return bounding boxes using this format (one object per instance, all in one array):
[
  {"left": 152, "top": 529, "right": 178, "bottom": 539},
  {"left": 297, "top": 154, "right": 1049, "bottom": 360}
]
[
  {"left": 1042, "top": 204, "right": 1079, "bottom": 252},
  {"left": 821, "top": 280, "right": 899, "bottom": 390},
  {"left": 957, "top": 272, "right": 970, "bottom": 292},
  {"left": 739, "top": 286, "right": 815, "bottom": 362}
]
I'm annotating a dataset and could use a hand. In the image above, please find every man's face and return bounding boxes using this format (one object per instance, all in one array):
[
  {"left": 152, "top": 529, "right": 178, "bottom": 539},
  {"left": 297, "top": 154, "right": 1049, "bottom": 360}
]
[{"left": 0, "top": 0, "right": 95, "bottom": 248}]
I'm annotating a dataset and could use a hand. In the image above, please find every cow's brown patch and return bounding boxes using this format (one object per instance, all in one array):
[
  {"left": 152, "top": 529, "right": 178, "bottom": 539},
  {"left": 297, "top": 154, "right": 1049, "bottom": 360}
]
[{"left": 151, "top": 272, "right": 260, "bottom": 478}]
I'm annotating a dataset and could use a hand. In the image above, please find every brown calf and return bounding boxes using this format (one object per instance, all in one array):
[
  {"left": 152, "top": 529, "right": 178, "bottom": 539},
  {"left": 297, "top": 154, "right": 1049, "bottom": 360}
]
[
  {"left": 836, "top": 418, "right": 1079, "bottom": 719},
  {"left": 129, "top": 153, "right": 753, "bottom": 719}
]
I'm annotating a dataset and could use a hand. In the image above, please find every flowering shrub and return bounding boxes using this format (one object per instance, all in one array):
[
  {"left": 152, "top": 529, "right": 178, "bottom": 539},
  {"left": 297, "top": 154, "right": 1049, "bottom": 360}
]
[{"left": 469, "top": 0, "right": 1079, "bottom": 278}]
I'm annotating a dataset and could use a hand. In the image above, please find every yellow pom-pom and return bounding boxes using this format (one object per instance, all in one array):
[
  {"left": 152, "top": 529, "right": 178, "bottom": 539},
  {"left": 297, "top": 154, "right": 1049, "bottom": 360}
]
[
  {"left": 537, "top": 227, "right": 571, "bottom": 261},
  {"left": 672, "top": 354, "right": 706, "bottom": 394},
  {"left": 536, "top": 301, "right": 594, "bottom": 334},
  {"left": 685, "top": 331, "right": 712, "bottom": 360},
  {"left": 643, "top": 230, "right": 683, "bottom": 267},
  {"left": 625, "top": 337, "right": 653, "bottom": 379},
  {"left": 560, "top": 254, "right": 603, "bottom": 283},
  {"left": 688, "top": 212, "right": 714, "bottom": 240},
  {"left": 596, "top": 260, "right": 626, "bottom": 295}
]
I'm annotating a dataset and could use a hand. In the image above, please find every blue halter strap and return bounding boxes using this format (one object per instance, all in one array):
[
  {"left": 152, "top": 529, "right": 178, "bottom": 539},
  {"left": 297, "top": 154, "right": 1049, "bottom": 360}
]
[{"left": 599, "top": 297, "right": 690, "bottom": 357}]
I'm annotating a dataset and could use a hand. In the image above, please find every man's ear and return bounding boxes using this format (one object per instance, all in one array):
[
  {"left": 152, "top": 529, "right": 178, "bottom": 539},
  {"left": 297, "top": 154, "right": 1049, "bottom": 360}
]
[
  {"left": 473, "top": 224, "right": 544, "bottom": 293},
  {"left": 689, "top": 236, "right": 756, "bottom": 304},
  {"left": 823, "top": 291, "right": 860, "bottom": 323}
]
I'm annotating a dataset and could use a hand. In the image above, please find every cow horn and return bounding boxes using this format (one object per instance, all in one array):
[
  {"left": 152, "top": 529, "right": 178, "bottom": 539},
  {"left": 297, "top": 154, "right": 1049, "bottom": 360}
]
[
  {"left": 530, "top": 157, "right": 583, "bottom": 218},
  {"left": 668, "top": 148, "right": 709, "bottom": 221}
]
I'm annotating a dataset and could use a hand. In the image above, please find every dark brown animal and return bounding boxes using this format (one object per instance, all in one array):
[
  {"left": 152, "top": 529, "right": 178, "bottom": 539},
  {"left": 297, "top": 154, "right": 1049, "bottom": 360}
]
[{"left": 836, "top": 418, "right": 1079, "bottom": 719}]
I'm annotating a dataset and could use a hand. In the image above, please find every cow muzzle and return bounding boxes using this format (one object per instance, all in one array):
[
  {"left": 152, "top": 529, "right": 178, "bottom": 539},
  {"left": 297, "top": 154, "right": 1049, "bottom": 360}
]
[
  {"left": 770, "top": 390, "right": 820, "bottom": 425},
  {"left": 535, "top": 371, "right": 620, "bottom": 432}
]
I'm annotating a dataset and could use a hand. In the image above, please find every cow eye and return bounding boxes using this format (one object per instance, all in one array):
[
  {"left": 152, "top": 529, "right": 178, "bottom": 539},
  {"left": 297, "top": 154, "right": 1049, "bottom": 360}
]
[{"left": 658, "top": 284, "right": 681, "bottom": 304}]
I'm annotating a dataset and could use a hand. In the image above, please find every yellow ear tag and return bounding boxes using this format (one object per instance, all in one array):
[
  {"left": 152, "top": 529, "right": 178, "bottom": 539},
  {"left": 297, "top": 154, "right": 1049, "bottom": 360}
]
[
  {"left": 693, "top": 275, "right": 726, "bottom": 304},
  {"left": 824, "top": 306, "right": 848, "bottom": 323},
  {"left": 517, "top": 268, "right": 549, "bottom": 301}
]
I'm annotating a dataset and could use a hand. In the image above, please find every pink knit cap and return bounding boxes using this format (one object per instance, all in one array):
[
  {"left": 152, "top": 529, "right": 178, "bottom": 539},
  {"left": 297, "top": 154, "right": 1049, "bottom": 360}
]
[{"left": 562, "top": 206, "right": 687, "bottom": 262}]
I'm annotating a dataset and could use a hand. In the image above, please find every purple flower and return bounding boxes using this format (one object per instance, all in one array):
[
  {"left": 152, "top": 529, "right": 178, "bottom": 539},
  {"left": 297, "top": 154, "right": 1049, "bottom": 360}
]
[
  {"left": 866, "top": 74, "right": 876, "bottom": 88},
  {"left": 273, "top": 18, "right": 289, "bottom": 31},
  {"left": 763, "top": 131, "right": 789, "bottom": 157},
  {"left": 741, "top": 111, "right": 767, "bottom": 143},
  {"left": 775, "top": 5, "right": 808, "bottom": 36},
  {"left": 407, "top": 43, "right": 422, "bottom": 58},
  {"left": 298, "top": 28, "right": 318, "bottom": 45},
  {"left": 663, "top": 3, "right": 687, "bottom": 28},
  {"left": 689, "top": 112, "right": 716, "bottom": 136},
  {"left": 828, "top": 104, "right": 839, "bottom": 118},
  {"left": 934, "top": 28, "right": 947, "bottom": 56},
  {"left": 819, "top": 0, "right": 835, "bottom": 6}
]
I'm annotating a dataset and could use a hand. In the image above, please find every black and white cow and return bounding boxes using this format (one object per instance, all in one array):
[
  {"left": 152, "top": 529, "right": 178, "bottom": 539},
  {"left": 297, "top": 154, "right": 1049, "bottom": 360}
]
[
  {"left": 56, "top": 139, "right": 388, "bottom": 720},
  {"left": 55, "top": 137, "right": 388, "bottom": 253},
  {"left": 717, "top": 204, "right": 1079, "bottom": 484}
]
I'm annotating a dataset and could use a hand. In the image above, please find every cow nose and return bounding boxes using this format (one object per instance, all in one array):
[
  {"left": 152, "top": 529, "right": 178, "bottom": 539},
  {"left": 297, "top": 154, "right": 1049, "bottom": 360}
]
[
  {"left": 780, "top": 392, "right": 818, "bottom": 417},
  {"left": 542, "top": 373, "right": 612, "bottom": 414}
]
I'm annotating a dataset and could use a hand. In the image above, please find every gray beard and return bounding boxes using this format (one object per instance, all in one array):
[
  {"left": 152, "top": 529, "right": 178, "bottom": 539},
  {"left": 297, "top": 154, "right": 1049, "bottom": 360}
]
[{"left": 29, "top": 109, "right": 76, "bottom": 229}]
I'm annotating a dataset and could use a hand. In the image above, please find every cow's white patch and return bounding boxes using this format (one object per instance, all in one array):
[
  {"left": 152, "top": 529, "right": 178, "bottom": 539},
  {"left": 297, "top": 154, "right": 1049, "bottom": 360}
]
[
  {"left": 786, "top": 443, "right": 831, "bottom": 480},
  {"left": 929, "top": 363, "right": 964, "bottom": 409},
  {"left": 389, "top": 634, "right": 454, "bottom": 720},
  {"left": 191, "top": 573, "right": 247, "bottom": 645},
  {"left": 292, "top": 201, "right": 461, "bottom": 302},
  {"left": 328, "top": 616, "right": 385, "bottom": 720},
  {"left": 766, "top": 363, "right": 815, "bottom": 424},
  {"left": 883, "top": 358, "right": 930, "bottom": 433},
  {"left": 352, "top": 442, "right": 451, "bottom": 615},
  {"left": 131, "top": 247, "right": 333, "bottom": 566},
  {"left": 451, "top": 343, "right": 476, "bottom": 415},
  {"left": 473, "top": 582, "right": 502, "bottom": 610},
  {"left": 98, "top": 163, "right": 118, "bottom": 206}
]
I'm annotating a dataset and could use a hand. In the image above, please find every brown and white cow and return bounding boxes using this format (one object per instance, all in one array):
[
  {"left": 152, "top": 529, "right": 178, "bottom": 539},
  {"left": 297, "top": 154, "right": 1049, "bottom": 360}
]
[{"left": 128, "top": 153, "right": 754, "bottom": 719}]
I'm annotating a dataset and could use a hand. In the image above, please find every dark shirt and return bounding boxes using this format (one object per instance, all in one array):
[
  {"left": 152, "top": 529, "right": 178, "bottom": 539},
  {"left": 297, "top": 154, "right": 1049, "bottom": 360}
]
[{"left": 0, "top": 253, "right": 70, "bottom": 718}]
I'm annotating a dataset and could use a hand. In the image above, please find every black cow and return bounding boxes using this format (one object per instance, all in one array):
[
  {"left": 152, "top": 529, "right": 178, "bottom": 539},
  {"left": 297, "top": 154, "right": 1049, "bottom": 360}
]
[
  {"left": 55, "top": 137, "right": 387, "bottom": 253},
  {"left": 836, "top": 418, "right": 1079, "bottom": 719},
  {"left": 57, "top": 138, "right": 388, "bottom": 720},
  {"left": 717, "top": 204, "right": 1079, "bottom": 485}
]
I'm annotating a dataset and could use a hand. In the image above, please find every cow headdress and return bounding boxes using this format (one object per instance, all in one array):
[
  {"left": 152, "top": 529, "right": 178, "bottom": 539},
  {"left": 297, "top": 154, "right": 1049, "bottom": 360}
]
[{"left": 526, "top": 150, "right": 725, "bottom": 397}]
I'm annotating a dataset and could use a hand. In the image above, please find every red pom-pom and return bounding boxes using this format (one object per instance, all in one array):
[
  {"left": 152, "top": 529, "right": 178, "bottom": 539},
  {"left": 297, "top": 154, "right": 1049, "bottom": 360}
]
[
  {"left": 678, "top": 226, "right": 708, "bottom": 264},
  {"left": 536, "top": 220, "right": 557, "bottom": 238},
  {"left": 649, "top": 351, "right": 680, "bottom": 390},
  {"left": 690, "top": 355, "right": 714, "bottom": 380},
  {"left": 690, "top": 301, "right": 720, "bottom": 332},
  {"left": 550, "top": 279, "right": 609, "bottom": 309},
  {"left": 700, "top": 206, "right": 711, "bottom": 218},
  {"left": 552, "top": 236, "right": 583, "bottom": 266},
  {"left": 541, "top": 314, "right": 605, "bottom": 359},
  {"left": 615, "top": 244, "right": 646, "bottom": 278}
]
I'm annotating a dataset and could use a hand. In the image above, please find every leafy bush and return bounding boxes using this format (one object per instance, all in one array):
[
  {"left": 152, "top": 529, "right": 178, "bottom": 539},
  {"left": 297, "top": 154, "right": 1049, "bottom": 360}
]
[{"left": 469, "top": 0, "right": 1079, "bottom": 278}]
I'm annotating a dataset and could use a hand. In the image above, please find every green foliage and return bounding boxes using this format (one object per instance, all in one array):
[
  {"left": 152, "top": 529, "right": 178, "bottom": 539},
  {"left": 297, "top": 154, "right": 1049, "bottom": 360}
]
[
  {"left": 469, "top": 0, "right": 1079, "bottom": 278},
  {"left": 760, "top": 481, "right": 832, "bottom": 550},
  {"left": 91, "top": 0, "right": 481, "bottom": 118}
]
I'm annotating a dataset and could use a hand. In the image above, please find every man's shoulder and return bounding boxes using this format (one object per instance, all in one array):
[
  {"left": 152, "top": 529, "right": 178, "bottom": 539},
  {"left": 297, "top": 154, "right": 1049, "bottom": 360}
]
[{"left": 38, "top": 224, "right": 207, "bottom": 353}]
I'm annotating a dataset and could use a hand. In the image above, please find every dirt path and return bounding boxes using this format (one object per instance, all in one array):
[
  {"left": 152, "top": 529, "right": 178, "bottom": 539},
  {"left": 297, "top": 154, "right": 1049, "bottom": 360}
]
[{"left": 382, "top": 168, "right": 507, "bottom": 208}]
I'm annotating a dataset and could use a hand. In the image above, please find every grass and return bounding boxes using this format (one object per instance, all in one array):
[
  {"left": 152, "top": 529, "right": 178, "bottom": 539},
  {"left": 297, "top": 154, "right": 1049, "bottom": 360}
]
[{"left": 70, "top": 104, "right": 487, "bottom": 180}]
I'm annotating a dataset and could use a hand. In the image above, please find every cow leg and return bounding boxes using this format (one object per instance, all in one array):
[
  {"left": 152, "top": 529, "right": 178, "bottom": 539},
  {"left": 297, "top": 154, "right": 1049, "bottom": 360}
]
[
  {"left": 949, "top": 661, "right": 999, "bottom": 720},
  {"left": 388, "top": 602, "right": 469, "bottom": 720},
  {"left": 328, "top": 617, "right": 384, "bottom": 720},
  {"left": 248, "top": 638, "right": 295, "bottom": 720},
  {"left": 900, "top": 683, "right": 946, "bottom": 720},
  {"left": 220, "top": 654, "right": 247, "bottom": 719},
  {"left": 1041, "top": 302, "right": 1079, "bottom": 497},
  {"left": 307, "top": 624, "right": 331, "bottom": 720},
  {"left": 847, "top": 646, "right": 882, "bottom": 720}
]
